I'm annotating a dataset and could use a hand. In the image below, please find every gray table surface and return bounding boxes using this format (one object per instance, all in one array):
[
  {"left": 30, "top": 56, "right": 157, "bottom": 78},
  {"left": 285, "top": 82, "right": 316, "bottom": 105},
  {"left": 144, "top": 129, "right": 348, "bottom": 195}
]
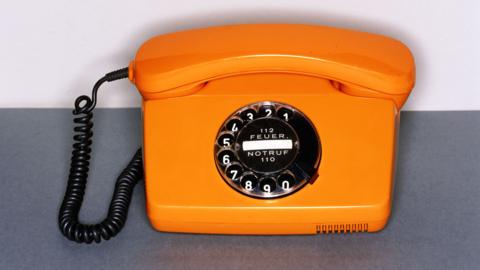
[{"left": 0, "top": 109, "right": 479, "bottom": 270}]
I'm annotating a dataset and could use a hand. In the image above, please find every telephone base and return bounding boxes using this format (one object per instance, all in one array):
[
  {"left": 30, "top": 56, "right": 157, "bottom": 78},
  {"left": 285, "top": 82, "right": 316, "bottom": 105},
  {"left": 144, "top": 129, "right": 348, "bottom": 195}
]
[{"left": 148, "top": 219, "right": 389, "bottom": 235}]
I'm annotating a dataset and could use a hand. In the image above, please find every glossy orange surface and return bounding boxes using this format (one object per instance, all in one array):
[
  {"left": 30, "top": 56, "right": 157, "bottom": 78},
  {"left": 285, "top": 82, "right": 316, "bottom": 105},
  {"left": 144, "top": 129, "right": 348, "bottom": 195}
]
[
  {"left": 130, "top": 24, "right": 415, "bottom": 234},
  {"left": 131, "top": 24, "right": 415, "bottom": 108}
]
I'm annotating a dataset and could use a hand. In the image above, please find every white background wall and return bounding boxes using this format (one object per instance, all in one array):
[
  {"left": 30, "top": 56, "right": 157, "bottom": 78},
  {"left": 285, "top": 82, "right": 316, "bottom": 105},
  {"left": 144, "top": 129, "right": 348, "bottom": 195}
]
[{"left": 0, "top": 0, "right": 478, "bottom": 110}]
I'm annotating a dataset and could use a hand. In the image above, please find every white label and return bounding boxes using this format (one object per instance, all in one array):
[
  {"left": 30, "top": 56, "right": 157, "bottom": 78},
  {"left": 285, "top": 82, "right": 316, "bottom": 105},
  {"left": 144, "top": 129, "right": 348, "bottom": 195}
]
[{"left": 242, "top": 139, "right": 293, "bottom": 151}]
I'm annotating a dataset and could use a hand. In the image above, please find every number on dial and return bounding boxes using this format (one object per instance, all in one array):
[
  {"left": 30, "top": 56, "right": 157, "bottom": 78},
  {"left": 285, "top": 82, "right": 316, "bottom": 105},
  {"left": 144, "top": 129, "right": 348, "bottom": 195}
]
[{"left": 241, "top": 174, "right": 258, "bottom": 191}]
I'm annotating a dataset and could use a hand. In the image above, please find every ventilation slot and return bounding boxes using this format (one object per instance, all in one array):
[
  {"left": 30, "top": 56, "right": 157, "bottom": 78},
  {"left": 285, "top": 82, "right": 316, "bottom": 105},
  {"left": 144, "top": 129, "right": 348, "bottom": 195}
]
[{"left": 316, "top": 223, "right": 369, "bottom": 234}]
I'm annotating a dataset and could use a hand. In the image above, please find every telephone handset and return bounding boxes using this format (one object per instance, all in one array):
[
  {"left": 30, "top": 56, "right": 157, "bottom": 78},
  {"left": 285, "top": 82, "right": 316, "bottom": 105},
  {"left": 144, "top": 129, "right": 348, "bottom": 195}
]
[{"left": 59, "top": 24, "right": 415, "bottom": 243}]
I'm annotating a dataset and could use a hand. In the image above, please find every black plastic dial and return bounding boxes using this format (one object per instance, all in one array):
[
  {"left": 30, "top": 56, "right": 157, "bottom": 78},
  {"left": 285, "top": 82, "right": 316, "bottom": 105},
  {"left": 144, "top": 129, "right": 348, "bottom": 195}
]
[{"left": 214, "top": 101, "right": 321, "bottom": 199}]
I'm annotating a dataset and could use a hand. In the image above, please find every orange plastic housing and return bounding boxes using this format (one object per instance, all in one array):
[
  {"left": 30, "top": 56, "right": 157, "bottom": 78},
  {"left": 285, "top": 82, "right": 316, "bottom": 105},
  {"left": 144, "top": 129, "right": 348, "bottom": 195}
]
[{"left": 130, "top": 24, "right": 415, "bottom": 234}]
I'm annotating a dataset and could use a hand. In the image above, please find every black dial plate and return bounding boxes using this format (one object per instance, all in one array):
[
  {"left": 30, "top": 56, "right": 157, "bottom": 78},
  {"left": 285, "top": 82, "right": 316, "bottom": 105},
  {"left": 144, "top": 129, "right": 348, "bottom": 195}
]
[{"left": 236, "top": 117, "right": 299, "bottom": 173}]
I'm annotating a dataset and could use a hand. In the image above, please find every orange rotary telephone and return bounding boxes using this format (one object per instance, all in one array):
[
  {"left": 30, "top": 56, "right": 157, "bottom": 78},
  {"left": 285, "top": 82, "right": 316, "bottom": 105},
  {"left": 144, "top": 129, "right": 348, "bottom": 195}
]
[{"left": 59, "top": 24, "right": 415, "bottom": 243}]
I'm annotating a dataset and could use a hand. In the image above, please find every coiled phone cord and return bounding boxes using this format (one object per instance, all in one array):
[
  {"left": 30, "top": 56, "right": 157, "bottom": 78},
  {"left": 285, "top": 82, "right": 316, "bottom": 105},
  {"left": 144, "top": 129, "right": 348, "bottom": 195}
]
[{"left": 58, "top": 67, "right": 144, "bottom": 243}]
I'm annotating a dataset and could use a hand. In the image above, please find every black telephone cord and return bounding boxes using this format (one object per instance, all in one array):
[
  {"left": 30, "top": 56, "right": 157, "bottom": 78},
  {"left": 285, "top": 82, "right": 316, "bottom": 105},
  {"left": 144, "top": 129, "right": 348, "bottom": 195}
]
[{"left": 58, "top": 67, "right": 144, "bottom": 243}]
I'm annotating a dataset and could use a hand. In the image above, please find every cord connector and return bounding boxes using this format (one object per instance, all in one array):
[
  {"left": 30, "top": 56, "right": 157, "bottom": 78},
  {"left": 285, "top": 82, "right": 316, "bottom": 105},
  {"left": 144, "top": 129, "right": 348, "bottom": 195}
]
[
  {"left": 105, "top": 67, "right": 129, "bottom": 82},
  {"left": 73, "top": 67, "right": 129, "bottom": 114}
]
